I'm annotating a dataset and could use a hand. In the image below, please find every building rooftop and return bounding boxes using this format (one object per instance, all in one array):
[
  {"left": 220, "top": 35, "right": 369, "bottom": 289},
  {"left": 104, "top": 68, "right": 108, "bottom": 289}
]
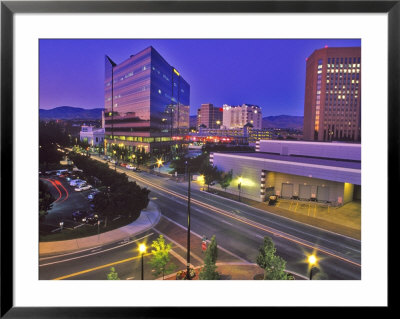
[{"left": 219, "top": 152, "right": 361, "bottom": 170}]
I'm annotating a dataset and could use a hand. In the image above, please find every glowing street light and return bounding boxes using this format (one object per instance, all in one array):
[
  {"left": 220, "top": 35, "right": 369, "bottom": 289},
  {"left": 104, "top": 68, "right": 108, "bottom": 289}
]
[
  {"left": 139, "top": 244, "right": 147, "bottom": 280},
  {"left": 156, "top": 158, "right": 163, "bottom": 173},
  {"left": 308, "top": 254, "right": 318, "bottom": 280}
]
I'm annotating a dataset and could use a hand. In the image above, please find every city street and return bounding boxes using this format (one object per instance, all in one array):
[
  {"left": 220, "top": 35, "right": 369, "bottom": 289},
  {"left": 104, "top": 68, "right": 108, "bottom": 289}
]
[{"left": 38, "top": 155, "right": 361, "bottom": 280}]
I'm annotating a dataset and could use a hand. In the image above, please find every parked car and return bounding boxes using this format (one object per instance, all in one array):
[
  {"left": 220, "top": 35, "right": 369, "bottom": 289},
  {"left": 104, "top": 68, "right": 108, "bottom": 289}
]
[
  {"left": 56, "top": 169, "right": 68, "bottom": 176},
  {"left": 66, "top": 174, "right": 77, "bottom": 182},
  {"left": 86, "top": 213, "right": 100, "bottom": 225},
  {"left": 72, "top": 210, "right": 89, "bottom": 222},
  {"left": 75, "top": 184, "right": 92, "bottom": 192},
  {"left": 120, "top": 163, "right": 127, "bottom": 167},
  {"left": 126, "top": 164, "right": 136, "bottom": 170},
  {"left": 70, "top": 179, "right": 85, "bottom": 186},
  {"left": 87, "top": 190, "right": 100, "bottom": 200}
]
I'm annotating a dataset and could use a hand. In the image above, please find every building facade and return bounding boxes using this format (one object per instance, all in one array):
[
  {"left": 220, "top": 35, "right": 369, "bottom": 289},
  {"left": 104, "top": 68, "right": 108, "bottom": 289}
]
[
  {"left": 197, "top": 103, "right": 223, "bottom": 129},
  {"left": 210, "top": 140, "right": 361, "bottom": 205},
  {"left": 188, "top": 126, "right": 272, "bottom": 145},
  {"left": 79, "top": 126, "right": 105, "bottom": 146},
  {"left": 222, "top": 104, "right": 262, "bottom": 129},
  {"left": 104, "top": 46, "right": 190, "bottom": 154},
  {"left": 303, "top": 46, "right": 361, "bottom": 142}
]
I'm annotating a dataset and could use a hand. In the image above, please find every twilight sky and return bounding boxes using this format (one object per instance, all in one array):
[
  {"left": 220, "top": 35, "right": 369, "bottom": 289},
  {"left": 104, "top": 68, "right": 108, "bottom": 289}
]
[{"left": 39, "top": 39, "right": 360, "bottom": 116}]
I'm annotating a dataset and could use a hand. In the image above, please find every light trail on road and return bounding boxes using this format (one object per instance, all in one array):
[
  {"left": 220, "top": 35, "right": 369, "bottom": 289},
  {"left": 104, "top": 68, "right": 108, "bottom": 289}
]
[
  {"left": 119, "top": 167, "right": 361, "bottom": 268},
  {"left": 54, "top": 179, "right": 69, "bottom": 203},
  {"left": 40, "top": 178, "right": 62, "bottom": 202}
]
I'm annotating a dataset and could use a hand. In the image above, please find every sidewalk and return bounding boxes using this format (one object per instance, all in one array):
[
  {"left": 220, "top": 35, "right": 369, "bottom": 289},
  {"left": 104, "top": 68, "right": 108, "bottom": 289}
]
[
  {"left": 39, "top": 201, "right": 161, "bottom": 257},
  {"left": 160, "top": 263, "right": 307, "bottom": 280},
  {"left": 201, "top": 184, "right": 361, "bottom": 240}
]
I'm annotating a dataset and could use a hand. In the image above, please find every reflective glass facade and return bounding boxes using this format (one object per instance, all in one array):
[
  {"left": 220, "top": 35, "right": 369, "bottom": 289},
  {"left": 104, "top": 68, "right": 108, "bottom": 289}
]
[{"left": 104, "top": 46, "right": 190, "bottom": 153}]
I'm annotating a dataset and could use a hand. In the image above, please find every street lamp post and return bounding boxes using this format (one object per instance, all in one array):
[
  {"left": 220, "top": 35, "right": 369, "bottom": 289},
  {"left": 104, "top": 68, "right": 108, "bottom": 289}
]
[
  {"left": 112, "top": 150, "right": 117, "bottom": 171},
  {"left": 308, "top": 254, "right": 317, "bottom": 280},
  {"left": 238, "top": 177, "right": 243, "bottom": 202},
  {"left": 185, "top": 160, "right": 191, "bottom": 280},
  {"left": 139, "top": 244, "right": 146, "bottom": 280}
]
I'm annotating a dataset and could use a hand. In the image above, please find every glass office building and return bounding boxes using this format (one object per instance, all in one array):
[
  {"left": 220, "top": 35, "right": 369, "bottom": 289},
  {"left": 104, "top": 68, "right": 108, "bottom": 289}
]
[{"left": 104, "top": 46, "right": 190, "bottom": 154}]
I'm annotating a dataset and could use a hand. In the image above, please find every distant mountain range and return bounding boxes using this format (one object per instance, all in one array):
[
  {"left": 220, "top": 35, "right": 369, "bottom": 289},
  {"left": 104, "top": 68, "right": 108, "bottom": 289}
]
[
  {"left": 41, "top": 107, "right": 303, "bottom": 129},
  {"left": 39, "top": 106, "right": 103, "bottom": 120},
  {"left": 262, "top": 115, "right": 303, "bottom": 129}
]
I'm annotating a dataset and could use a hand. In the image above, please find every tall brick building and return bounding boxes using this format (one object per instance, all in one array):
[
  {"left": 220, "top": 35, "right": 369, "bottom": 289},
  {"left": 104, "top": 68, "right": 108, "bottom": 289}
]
[{"left": 303, "top": 46, "right": 361, "bottom": 142}]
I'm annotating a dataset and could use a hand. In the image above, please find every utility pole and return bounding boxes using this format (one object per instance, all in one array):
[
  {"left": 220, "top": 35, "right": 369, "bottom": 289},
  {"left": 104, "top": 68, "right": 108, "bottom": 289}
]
[{"left": 185, "top": 160, "right": 191, "bottom": 279}]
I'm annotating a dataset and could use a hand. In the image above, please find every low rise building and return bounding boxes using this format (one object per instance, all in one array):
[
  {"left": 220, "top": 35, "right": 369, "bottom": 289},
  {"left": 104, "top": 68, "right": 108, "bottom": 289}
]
[
  {"left": 79, "top": 126, "right": 105, "bottom": 146},
  {"left": 210, "top": 140, "right": 361, "bottom": 205}
]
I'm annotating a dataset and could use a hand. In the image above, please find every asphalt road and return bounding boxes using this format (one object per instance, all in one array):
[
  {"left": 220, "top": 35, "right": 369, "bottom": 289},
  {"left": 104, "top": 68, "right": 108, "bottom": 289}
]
[{"left": 39, "top": 155, "right": 361, "bottom": 280}]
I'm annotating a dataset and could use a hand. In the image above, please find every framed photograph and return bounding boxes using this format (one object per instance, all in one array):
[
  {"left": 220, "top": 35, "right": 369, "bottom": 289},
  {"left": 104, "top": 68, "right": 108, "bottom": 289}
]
[{"left": 1, "top": 0, "right": 396, "bottom": 316}]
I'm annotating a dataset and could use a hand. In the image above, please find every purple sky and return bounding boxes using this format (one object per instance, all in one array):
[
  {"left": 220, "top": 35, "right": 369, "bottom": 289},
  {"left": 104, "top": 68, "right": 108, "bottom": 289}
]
[{"left": 39, "top": 39, "right": 360, "bottom": 116}]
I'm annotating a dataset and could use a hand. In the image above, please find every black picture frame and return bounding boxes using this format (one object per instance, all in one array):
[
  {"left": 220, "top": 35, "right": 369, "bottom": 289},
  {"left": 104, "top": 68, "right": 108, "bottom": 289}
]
[{"left": 1, "top": 0, "right": 396, "bottom": 317}]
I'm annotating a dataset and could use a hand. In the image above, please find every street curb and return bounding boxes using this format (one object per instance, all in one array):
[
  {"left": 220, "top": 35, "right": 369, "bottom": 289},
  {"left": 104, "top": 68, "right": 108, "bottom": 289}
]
[{"left": 39, "top": 201, "right": 162, "bottom": 257}]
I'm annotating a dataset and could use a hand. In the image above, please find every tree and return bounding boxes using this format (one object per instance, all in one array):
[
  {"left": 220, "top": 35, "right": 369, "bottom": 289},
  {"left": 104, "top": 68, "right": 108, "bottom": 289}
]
[
  {"left": 39, "top": 180, "right": 55, "bottom": 220},
  {"left": 218, "top": 169, "right": 233, "bottom": 192},
  {"left": 148, "top": 235, "right": 174, "bottom": 279},
  {"left": 106, "top": 267, "right": 120, "bottom": 280},
  {"left": 199, "top": 235, "right": 219, "bottom": 280},
  {"left": 92, "top": 189, "right": 115, "bottom": 228},
  {"left": 256, "top": 236, "right": 293, "bottom": 280},
  {"left": 199, "top": 164, "right": 220, "bottom": 191}
]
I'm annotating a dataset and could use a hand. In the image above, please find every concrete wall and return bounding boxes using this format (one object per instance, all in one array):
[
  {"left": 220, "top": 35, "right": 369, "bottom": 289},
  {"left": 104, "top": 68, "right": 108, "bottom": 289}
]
[
  {"left": 213, "top": 153, "right": 361, "bottom": 185},
  {"left": 258, "top": 140, "right": 361, "bottom": 161},
  {"left": 343, "top": 183, "right": 355, "bottom": 204},
  {"left": 212, "top": 153, "right": 353, "bottom": 205},
  {"left": 272, "top": 172, "right": 344, "bottom": 204}
]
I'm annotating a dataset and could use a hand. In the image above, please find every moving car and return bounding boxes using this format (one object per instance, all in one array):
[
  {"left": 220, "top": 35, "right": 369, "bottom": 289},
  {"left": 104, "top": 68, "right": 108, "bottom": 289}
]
[
  {"left": 75, "top": 184, "right": 92, "bottom": 192},
  {"left": 126, "top": 164, "right": 136, "bottom": 170},
  {"left": 120, "top": 163, "right": 127, "bottom": 167}
]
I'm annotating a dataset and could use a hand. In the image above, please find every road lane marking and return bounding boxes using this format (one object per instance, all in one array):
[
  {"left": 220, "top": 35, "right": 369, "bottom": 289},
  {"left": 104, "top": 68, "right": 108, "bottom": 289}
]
[
  {"left": 53, "top": 254, "right": 147, "bottom": 280},
  {"left": 39, "top": 245, "right": 103, "bottom": 261},
  {"left": 220, "top": 219, "right": 234, "bottom": 226},
  {"left": 161, "top": 215, "right": 250, "bottom": 264},
  {"left": 169, "top": 249, "right": 194, "bottom": 268},
  {"left": 40, "top": 233, "right": 153, "bottom": 267},
  {"left": 153, "top": 227, "right": 204, "bottom": 264}
]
